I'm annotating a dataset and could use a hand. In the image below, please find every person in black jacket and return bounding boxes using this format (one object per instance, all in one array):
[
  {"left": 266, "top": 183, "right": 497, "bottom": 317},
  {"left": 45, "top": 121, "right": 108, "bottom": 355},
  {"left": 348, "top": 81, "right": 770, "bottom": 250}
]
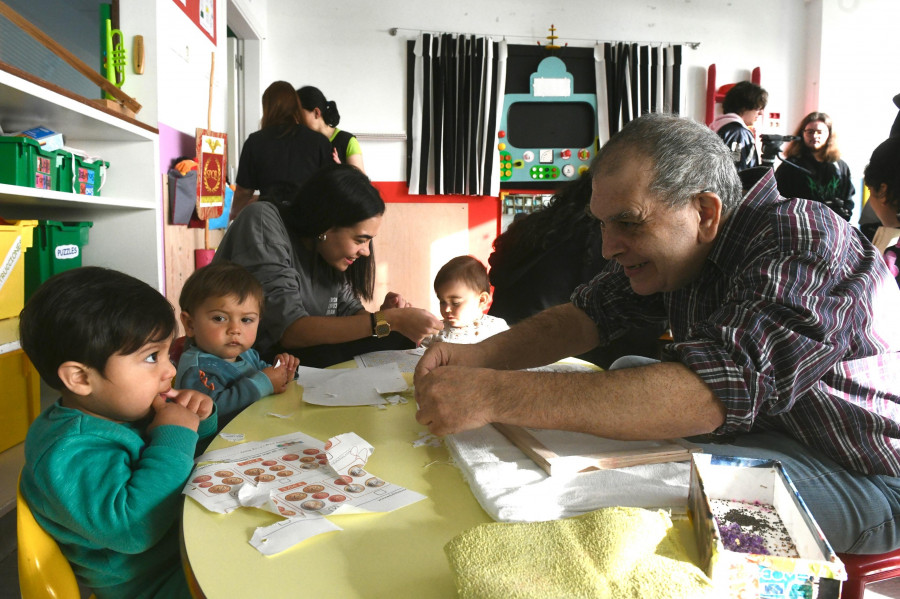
[
  {"left": 774, "top": 112, "right": 854, "bottom": 220},
  {"left": 231, "top": 81, "right": 333, "bottom": 219},
  {"left": 709, "top": 81, "right": 768, "bottom": 171},
  {"left": 487, "top": 173, "right": 664, "bottom": 368}
]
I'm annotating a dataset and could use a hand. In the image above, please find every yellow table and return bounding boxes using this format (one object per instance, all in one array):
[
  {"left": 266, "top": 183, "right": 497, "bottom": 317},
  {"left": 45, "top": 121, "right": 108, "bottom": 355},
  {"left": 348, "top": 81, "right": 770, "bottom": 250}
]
[{"left": 181, "top": 370, "right": 492, "bottom": 598}]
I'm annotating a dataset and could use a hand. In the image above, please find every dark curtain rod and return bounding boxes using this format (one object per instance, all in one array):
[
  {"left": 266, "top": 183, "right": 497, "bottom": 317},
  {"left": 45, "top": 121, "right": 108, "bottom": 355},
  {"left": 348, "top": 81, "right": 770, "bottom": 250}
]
[{"left": 388, "top": 27, "right": 700, "bottom": 49}]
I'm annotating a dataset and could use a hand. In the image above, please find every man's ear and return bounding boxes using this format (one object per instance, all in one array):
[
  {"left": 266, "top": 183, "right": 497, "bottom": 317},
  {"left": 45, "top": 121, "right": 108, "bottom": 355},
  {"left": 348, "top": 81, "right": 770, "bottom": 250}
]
[
  {"left": 694, "top": 192, "right": 723, "bottom": 243},
  {"left": 180, "top": 311, "right": 194, "bottom": 337},
  {"left": 57, "top": 361, "right": 93, "bottom": 396}
]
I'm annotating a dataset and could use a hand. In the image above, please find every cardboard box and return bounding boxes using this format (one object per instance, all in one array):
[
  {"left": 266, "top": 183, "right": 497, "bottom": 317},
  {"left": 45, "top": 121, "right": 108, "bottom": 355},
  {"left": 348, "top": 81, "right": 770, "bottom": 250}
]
[
  {"left": 688, "top": 454, "right": 846, "bottom": 598},
  {"left": 18, "top": 126, "right": 64, "bottom": 152}
]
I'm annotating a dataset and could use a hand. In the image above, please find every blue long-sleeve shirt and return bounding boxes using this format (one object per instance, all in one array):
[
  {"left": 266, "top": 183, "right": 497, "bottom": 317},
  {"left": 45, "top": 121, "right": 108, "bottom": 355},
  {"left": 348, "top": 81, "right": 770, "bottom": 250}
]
[{"left": 175, "top": 343, "right": 274, "bottom": 428}]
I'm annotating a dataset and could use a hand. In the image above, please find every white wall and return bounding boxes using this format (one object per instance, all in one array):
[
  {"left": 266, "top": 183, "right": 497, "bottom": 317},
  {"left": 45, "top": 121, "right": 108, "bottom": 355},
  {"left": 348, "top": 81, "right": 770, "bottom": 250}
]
[
  {"left": 818, "top": 0, "right": 899, "bottom": 204},
  {"left": 121, "top": 0, "right": 229, "bottom": 133},
  {"left": 257, "top": 0, "right": 812, "bottom": 182}
]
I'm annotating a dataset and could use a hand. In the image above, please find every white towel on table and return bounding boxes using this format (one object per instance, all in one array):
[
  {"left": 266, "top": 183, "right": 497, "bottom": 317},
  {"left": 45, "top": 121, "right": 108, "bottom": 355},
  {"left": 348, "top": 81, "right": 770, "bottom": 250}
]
[{"left": 445, "top": 424, "right": 691, "bottom": 523}]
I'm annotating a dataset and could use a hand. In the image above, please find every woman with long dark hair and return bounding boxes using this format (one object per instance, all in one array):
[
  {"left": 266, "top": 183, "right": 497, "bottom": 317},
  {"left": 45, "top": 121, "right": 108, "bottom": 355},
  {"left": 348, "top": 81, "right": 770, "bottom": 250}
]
[
  {"left": 216, "top": 164, "right": 443, "bottom": 366},
  {"left": 774, "top": 111, "right": 855, "bottom": 220},
  {"left": 231, "top": 81, "right": 333, "bottom": 218}
]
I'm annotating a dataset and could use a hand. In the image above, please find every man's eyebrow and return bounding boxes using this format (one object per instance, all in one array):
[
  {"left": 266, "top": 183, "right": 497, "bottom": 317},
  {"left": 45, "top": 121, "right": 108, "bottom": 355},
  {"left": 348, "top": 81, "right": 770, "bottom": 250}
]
[{"left": 593, "top": 209, "right": 640, "bottom": 223}]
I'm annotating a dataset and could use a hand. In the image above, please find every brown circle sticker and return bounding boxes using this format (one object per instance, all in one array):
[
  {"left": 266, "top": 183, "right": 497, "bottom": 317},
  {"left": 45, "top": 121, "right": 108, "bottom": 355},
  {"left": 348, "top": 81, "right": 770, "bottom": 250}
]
[
  {"left": 303, "top": 484, "right": 325, "bottom": 493},
  {"left": 312, "top": 492, "right": 329, "bottom": 500},
  {"left": 214, "top": 470, "right": 234, "bottom": 478},
  {"left": 269, "top": 465, "right": 286, "bottom": 471},
  {"left": 198, "top": 482, "right": 213, "bottom": 488},
  {"left": 334, "top": 476, "right": 352, "bottom": 485},
  {"left": 280, "top": 509, "right": 297, "bottom": 517},
  {"left": 344, "top": 484, "right": 365, "bottom": 493},
  {"left": 276, "top": 470, "right": 294, "bottom": 477},
  {"left": 299, "top": 456, "right": 316, "bottom": 463},
  {"left": 255, "top": 474, "right": 276, "bottom": 482},
  {"left": 281, "top": 454, "right": 300, "bottom": 461},
  {"left": 244, "top": 468, "right": 264, "bottom": 476},
  {"left": 300, "top": 463, "right": 320, "bottom": 470},
  {"left": 192, "top": 475, "right": 212, "bottom": 483},
  {"left": 303, "top": 448, "right": 319, "bottom": 455},
  {"left": 365, "top": 477, "right": 385, "bottom": 488},
  {"left": 285, "top": 492, "right": 308, "bottom": 502},
  {"left": 262, "top": 460, "right": 277, "bottom": 466},
  {"left": 209, "top": 485, "right": 231, "bottom": 494},
  {"left": 221, "top": 477, "right": 244, "bottom": 485},
  {"left": 329, "top": 495, "right": 347, "bottom": 503},
  {"left": 301, "top": 499, "right": 325, "bottom": 511},
  {"left": 315, "top": 453, "right": 327, "bottom": 460}
]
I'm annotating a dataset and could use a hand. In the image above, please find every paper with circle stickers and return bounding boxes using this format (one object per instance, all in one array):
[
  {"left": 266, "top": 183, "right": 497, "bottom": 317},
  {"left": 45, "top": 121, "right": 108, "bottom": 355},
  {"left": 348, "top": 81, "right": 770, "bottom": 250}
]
[{"left": 183, "top": 431, "right": 425, "bottom": 554}]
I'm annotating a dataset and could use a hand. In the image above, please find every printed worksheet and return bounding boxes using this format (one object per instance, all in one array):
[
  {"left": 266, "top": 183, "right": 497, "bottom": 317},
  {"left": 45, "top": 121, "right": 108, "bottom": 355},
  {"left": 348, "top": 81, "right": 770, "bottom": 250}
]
[{"left": 183, "top": 431, "right": 425, "bottom": 554}]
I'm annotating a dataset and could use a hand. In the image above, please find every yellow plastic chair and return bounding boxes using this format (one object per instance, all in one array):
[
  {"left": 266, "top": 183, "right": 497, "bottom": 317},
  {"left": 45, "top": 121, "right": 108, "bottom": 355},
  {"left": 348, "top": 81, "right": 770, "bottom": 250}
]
[{"left": 17, "top": 474, "right": 94, "bottom": 599}]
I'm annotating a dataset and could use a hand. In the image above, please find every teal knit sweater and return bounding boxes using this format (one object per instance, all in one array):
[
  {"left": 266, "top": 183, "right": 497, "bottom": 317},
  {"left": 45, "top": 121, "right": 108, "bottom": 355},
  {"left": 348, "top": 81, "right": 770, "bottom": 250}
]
[{"left": 20, "top": 401, "right": 217, "bottom": 599}]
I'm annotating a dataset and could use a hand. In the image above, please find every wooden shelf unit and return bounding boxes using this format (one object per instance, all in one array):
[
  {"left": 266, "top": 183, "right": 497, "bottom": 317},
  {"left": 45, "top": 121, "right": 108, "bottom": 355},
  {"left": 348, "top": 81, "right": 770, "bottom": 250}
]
[{"left": 0, "top": 66, "right": 163, "bottom": 515}]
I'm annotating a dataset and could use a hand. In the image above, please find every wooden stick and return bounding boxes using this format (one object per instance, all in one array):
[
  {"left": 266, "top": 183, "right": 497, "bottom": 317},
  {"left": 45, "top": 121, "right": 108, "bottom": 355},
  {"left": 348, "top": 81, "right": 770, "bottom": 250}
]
[
  {"left": 0, "top": 0, "right": 142, "bottom": 113},
  {"left": 207, "top": 53, "right": 215, "bottom": 130}
]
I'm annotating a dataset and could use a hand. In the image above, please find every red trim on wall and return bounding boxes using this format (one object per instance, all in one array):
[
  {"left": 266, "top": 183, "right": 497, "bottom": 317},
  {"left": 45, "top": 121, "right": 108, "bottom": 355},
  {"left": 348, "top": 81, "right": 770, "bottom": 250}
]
[{"left": 372, "top": 181, "right": 500, "bottom": 265}]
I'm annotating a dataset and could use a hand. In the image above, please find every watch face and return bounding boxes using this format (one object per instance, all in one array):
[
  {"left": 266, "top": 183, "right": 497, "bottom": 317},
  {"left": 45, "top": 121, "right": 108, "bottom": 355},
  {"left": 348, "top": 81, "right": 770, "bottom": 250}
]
[{"left": 375, "top": 323, "right": 391, "bottom": 338}]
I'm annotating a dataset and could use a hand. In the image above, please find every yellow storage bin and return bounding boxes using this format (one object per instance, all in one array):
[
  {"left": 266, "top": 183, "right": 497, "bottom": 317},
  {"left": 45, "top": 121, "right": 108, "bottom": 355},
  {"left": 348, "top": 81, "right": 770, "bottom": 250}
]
[
  {"left": 0, "top": 346, "right": 41, "bottom": 453},
  {"left": 0, "top": 219, "right": 38, "bottom": 320}
]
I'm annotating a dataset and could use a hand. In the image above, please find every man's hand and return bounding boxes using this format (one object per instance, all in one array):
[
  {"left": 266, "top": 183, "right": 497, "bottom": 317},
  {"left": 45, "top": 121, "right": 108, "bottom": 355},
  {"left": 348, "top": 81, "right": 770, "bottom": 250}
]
[{"left": 414, "top": 365, "right": 497, "bottom": 435}]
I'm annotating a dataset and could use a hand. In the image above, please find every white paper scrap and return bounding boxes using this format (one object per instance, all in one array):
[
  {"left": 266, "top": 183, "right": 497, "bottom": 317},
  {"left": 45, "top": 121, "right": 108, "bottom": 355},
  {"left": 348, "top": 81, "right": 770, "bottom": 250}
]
[
  {"left": 353, "top": 348, "right": 425, "bottom": 372},
  {"left": 267, "top": 412, "right": 293, "bottom": 419},
  {"left": 250, "top": 517, "right": 342, "bottom": 555},
  {"left": 297, "top": 364, "right": 407, "bottom": 406},
  {"left": 219, "top": 432, "right": 245, "bottom": 443}
]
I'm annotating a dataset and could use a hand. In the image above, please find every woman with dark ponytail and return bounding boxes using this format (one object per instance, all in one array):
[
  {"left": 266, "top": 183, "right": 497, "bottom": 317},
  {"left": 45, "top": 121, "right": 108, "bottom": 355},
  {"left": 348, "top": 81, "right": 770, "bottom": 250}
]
[{"left": 298, "top": 85, "right": 366, "bottom": 173}]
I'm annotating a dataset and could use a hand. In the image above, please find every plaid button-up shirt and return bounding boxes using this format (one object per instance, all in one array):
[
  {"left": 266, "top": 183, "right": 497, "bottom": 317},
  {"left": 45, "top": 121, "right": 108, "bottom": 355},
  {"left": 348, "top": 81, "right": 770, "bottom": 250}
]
[{"left": 573, "top": 169, "right": 900, "bottom": 476}]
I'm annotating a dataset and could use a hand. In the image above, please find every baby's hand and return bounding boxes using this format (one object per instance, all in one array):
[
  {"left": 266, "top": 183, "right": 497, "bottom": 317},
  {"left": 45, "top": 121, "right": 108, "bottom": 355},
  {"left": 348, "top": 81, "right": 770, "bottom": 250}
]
[
  {"left": 162, "top": 388, "right": 214, "bottom": 420},
  {"left": 274, "top": 353, "right": 300, "bottom": 381},
  {"left": 263, "top": 365, "right": 289, "bottom": 394},
  {"left": 148, "top": 395, "right": 200, "bottom": 432}
]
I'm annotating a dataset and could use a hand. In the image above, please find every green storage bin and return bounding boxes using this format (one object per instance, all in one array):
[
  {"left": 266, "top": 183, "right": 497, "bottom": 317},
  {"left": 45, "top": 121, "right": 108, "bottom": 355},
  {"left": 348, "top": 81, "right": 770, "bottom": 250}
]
[
  {"left": 24, "top": 220, "right": 92, "bottom": 301},
  {"left": 0, "top": 136, "right": 55, "bottom": 190},
  {"left": 55, "top": 150, "right": 109, "bottom": 196}
]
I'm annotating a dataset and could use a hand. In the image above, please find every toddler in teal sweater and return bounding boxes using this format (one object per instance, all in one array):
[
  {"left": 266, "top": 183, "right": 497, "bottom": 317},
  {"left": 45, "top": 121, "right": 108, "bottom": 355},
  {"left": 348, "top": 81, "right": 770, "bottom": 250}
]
[{"left": 18, "top": 267, "right": 217, "bottom": 599}]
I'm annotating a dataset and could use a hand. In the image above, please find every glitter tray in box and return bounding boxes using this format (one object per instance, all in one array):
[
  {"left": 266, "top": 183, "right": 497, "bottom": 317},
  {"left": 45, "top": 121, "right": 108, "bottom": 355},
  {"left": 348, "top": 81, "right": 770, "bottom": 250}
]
[{"left": 688, "top": 454, "right": 846, "bottom": 599}]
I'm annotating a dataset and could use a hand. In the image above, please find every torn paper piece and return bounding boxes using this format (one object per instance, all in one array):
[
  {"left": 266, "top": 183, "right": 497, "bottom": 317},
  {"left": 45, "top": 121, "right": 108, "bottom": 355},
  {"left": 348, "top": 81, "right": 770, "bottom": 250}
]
[
  {"left": 267, "top": 412, "right": 293, "bottom": 419},
  {"left": 297, "top": 363, "right": 407, "bottom": 406},
  {"left": 184, "top": 430, "right": 426, "bottom": 554},
  {"left": 250, "top": 517, "right": 341, "bottom": 556},
  {"left": 219, "top": 432, "right": 245, "bottom": 443},
  {"left": 413, "top": 433, "right": 443, "bottom": 448},
  {"left": 353, "top": 347, "right": 425, "bottom": 372}
]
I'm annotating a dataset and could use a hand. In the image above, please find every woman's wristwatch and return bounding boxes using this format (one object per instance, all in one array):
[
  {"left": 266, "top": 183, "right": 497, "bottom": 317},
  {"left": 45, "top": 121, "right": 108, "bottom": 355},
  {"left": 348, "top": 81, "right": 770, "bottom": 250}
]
[{"left": 371, "top": 311, "right": 391, "bottom": 338}]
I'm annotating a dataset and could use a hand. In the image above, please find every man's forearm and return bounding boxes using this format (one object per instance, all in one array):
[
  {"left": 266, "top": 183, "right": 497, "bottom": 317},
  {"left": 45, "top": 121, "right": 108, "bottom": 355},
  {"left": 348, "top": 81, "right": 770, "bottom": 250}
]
[
  {"left": 488, "top": 361, "right": 725, "bottom": 440},
  {"left": 478, "top": 303, "right": 600, "bottom": 370}
]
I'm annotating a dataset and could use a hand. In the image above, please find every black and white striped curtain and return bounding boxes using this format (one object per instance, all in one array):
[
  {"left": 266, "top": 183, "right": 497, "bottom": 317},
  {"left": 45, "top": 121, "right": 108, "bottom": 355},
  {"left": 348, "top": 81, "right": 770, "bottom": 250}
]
[
  {"left": 595, "top": 43, "right": 682, "bottom": 143},
  {"left": 408, "top": 33, "right": 505, "bottom": 196}
]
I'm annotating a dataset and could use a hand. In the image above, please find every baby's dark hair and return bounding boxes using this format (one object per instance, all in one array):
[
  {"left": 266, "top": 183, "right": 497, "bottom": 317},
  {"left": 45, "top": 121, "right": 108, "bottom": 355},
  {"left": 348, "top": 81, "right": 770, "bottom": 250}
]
[
  {"left": 19, "top": 267, "right": 176, "bottom": 390},
  {"left": 434, "top": 256, "right": 490, "bottom": 294},
  {"left": 179, "top": 261, "right": 264, "bottom": 315}
]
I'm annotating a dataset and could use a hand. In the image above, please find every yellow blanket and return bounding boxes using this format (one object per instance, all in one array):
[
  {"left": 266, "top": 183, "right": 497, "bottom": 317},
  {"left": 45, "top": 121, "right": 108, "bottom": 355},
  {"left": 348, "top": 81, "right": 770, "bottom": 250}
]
[{"left": 444, "top": 507, "right": 714, "bottom": 599}]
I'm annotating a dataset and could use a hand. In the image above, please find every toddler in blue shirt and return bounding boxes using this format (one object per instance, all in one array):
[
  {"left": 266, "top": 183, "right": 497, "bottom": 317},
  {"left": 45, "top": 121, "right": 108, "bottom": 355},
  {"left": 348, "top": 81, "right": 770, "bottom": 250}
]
[{"left": 175, "top": 261, "right": 298, "bottom": 428}]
